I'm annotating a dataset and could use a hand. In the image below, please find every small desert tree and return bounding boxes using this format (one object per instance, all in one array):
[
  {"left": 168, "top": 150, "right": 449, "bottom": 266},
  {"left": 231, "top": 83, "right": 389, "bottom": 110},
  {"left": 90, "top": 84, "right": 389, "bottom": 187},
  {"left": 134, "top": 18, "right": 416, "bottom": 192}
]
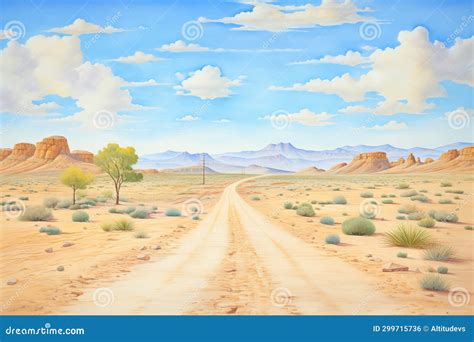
[
  {"left": 60, "top": 166, "right": 94, "bottom": 204},
  {"left": 95, "top": 143, "right": 143, "bottom": 204}
]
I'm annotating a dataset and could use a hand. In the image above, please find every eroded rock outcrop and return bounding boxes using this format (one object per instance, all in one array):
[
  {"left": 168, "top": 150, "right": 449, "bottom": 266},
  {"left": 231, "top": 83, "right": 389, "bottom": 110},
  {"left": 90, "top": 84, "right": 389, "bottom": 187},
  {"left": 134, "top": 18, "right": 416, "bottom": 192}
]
[
  {"left": 9, "top": 143, "right": 36, "bottom": 161},
  {"left": 439, "top": 149, "right": 459, "bottom": 161},
  {"left": 331, "top": 152, "right": 390, "bottom": 174},
  {"left": 33, "top": 136, "right": 70, "bottom": 160},
  {"left": 0, "top": 148, "right": 12, "bottom": 161},
  {"left": 71, "top": 150, "right": 94, "bottom": 163},
  {"left": 424, "top": 157, "right": 434, "bottom": 163},
  {"left": 390, "top": 157, "right": 404, "bottom": 167}
]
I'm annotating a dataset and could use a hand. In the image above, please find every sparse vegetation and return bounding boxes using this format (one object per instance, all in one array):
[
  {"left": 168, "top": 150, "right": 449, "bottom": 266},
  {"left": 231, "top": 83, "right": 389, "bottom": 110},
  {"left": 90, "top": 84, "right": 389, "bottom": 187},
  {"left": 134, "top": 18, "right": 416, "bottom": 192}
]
[
  {"left": 283, "top": 202, "right": 293, "bottom": 209},
  {"left": 39, "top": 226, "right": 61, "bottom": 235},
  {"left": 437, "top": 266, "right": 448, "bottom": 274},
  {"left": 320, "top": 216, "right": 335, "bottom": 225},
  {"left": 382, "top": 199, "right": 393, "bottom": 204},
  {"left": 384, "top": 224, "right": 433, "bottom": 248},
  {"left": 130, "top": 210, "right": 149, "bottom": 219},
  {"left": 360, "top": 192, "right": 373, "bottom": 198},
  {"left": 325, "top": 234, "right": 340, "bottom": 245},
  {"left": 398, "top": 204, "right": 418, "bottom": 214},
  {"left": 19, "top": 205, "right": 53, "bottom": 221},
  {"left": 60, "top": 166, "right": 94, "bottom": 205},
  {"left": 134, "top": 230, "right": 149, "bottom": 239},
  {"left": 396, "top": 215, "right": 406, "bottom": 220},
  {"left": 56, "top": 199, "right": 72, "bottom": 209},
  {"left": 397, "top": 252, "right": 407, "bottom": 258},
  {"left": 251, "top": 196, "right": 261, "bottom": 201},
  {"left": 411, "top": 195, "right": 429, "bottom": 203},
  {"left": 165, "top": 208, "right": 181, "bottom": 217},
  {"left": 420, "top": 275, "right": 449, "bottom": 291},
  {"left": 431, "top": 211, "right": 458, "bottom": 223},
  {"left": 438, "top": 199, "right": 453, "bottom": 204},
  {"left": 401, "top": 190, "right": 418, "bottom": 197},
  {"left": 111, "top": 218, "right": 135, "bottom": 231},
  {"left": 332, "top": 196, "right": 347, "bottom": 205},
  {"left": 72, "top": 211, "right": 89, "bottom": 222},
  {"left": 396, "top": 183, "right": 410, "bottom": 189},
  {"left": 342, "top": 217, "right": 375, "bottom": 236},
  {"left": 465, "top": 226, "right": 473, "bottom": 231},
  {"left": 418, "top": 217, "right": 435, "bottom": 228},
  {"left": 43, "top": 197, "right": 59, "bottom": 208},
  {"left": 440, "top": 182, "right": 452, "bottom": 187},
  {"left": 296, "top": 203, "right": 315, "bottom": 217},
  {"left": 423, "top": 245, "right": 455, "bottom": 261}
]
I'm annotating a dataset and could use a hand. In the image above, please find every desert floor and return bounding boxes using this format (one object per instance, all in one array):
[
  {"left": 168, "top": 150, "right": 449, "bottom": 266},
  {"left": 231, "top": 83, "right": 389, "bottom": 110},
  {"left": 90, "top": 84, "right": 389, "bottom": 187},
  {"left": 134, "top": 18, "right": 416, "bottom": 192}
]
[{"left": 0, "top": 173, "right": 472, "bottom": 315}]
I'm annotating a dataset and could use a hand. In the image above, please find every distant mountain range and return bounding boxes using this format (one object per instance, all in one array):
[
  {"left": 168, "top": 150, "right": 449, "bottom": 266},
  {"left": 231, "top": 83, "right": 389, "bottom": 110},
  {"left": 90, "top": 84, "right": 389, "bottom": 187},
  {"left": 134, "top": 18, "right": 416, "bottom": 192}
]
[{"left": 137, "top": 142, "right": 473, "bottom": 174}]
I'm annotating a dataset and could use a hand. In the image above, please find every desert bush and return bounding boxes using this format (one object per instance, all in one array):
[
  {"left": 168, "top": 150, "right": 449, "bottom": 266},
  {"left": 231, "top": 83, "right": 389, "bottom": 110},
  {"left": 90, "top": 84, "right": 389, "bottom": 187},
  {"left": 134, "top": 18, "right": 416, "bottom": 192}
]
[
  {"left": 420, "top": 275, "right": 449, "bottom": 291},
  {"left": 109, "top": 208, "right": 119, "bottom": 213},
  {"left": 438, "top": 199, "right": 453, "bottom": 204},
  {"left": 101, "top": 190, "right": 114, "bottom": 199},
  {"left": 69, "top": 204, "right": 81, "bottom": 210},
  {"left": 333, "top": 196, "right": 347, "bottom": 205},
  {"left": 437, "top": 266, "right": 448, "bottom": 274},
  {"left": 56, "top": 199, "right": 72, "bottom": 209},
  {"left": 342, "top": 217, "right": 375, "bottom": 236},
  {"left": 325, "top": 234, "right": 340, "bottom": 245},
  {"left": 382, "top": 199, "right": 393, "bottom": 204},
  {"left": 465, "top": 226, "right": 473, "bottom": 231},
  {"left": 407, "top": 211, "right": 424, "bottom": 221},
  {"left": 446, "top": 190, "right": 463, "bottom": 194},
  {"left": 19, "top": 205, "right": 52, "bottom": 221},
  {"left": 310, "top": 200, "right": 317, "bottom": 204},
  {"left": 423, "top": 245, "right": 455, "bottom": 261},
  {"left": 134, "top": 230, "right": 149, "bottom": 239},
  {"left": 397, "top": 252, "right": 407, "bottom": 258},
  {"left": 360, "top": 192, "right": 373, "bottom": 198},
  {"left": 396, "top": 215, "right": 406, "bottom": 220},
  {"left": 96, "top": 196, "right": 108, "bottom": 203},
  {"left": 72, "top": 211, "right": 89, "bottom": 222},
  {"left": 396, "top": 183, "right": 410, "bottom": 189},
  {"left": 283, "top": 202, "right": 293, "bottom": 209},
  {"left": 384, "top": 224, "right": 433, "bottom": 248},
  {"left": 398, "top": 204, "right": 418, "bottom": 214},
  {"left": 130, "top": 210, "right": 148, "bottom": 219},
  {"left": 113, "top": 218, "right": 135, "bottom": 231},
  {"left": 411, "top": 195, "right": 429, "bottom": 203},
  {"left": 440, "top": 182, "right": 452, "bottom": 187},
  {"left": 296, "top": 203, "right": 315, "bottom": 217},
  {"left": 434, "top": 193, "right": 441, "bottom": 196},
  {"left": 43, "top": 197, "right": 59, "bottom": 208},
  {"left": 432, "top": 211, "right": 458, "bottom": 223},
  {"left": 76, "top": 190, "right": 88, "bottom": 199},
  {"left": 389, "top": 194, "right": 396, "bottom": 198},
  {"left": 78, "top": 198, "right": 97, "bottom": 206},
  {"left": 418, "top": 217, "right": 435, "bottom": 228},
  {"left": 124, "top": 207, "right": 136, "bottom": 214},
  {"left": 320, "top": 216, "right": 334, "bottom": 225},
  {"left": 39, "top": 226, "right": 61, "bottom": 235},
  {"left": 101, "top": 222, "right": 113, "bottom": 232},
  {"left": 401, "top": 190, "right": 418, "bottom": 197},
  {"left": 381, "top": 194, "right": 387, "bottom": 198},
  {"left": 165, "top": 208, "right": 181, "bottom": 217},
  {"left": 19, "top": 196, "right": 29, "bottom": 201},
  {"left": 419, "top": 190, "right": 428, "bottom": 193},
  {"left": 251, "top": 196, "right": 261, "bottom": 201}
]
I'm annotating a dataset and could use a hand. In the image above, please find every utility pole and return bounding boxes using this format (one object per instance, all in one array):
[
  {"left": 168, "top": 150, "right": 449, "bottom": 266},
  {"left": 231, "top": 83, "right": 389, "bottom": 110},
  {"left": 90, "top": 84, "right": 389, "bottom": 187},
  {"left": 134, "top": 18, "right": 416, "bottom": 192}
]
[{"left": 202, "top": 153, "right": 206, "bottom": 185}]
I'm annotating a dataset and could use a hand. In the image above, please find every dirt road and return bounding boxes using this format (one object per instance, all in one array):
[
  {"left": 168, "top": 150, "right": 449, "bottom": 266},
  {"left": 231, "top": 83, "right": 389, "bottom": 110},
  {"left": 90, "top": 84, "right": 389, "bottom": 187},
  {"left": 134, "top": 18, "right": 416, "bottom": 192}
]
[{"left": 62, "top": 177, "right": 407, "bottom": 315}]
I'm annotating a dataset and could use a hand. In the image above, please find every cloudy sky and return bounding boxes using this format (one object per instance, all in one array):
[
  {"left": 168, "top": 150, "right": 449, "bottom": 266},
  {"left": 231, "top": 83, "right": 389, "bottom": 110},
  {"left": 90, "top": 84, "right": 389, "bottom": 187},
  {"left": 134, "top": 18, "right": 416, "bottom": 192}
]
[{"left": 0, "top": 0, "right": 472, "bottom": 154}]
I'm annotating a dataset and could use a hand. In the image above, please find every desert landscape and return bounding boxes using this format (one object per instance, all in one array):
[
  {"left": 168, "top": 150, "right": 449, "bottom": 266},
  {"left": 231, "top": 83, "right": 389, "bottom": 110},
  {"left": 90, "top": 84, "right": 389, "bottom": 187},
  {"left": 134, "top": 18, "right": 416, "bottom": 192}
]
[{"left": 0, "top": 135, "right": 472, "bottom": 315}]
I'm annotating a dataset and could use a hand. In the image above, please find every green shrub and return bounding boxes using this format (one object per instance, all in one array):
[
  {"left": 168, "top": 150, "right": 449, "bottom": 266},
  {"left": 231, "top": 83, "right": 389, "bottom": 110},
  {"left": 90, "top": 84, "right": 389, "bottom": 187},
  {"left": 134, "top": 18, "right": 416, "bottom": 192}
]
[
  {"left": 382, "top": 199, "right": 393, "bottom": 204},
  {"left": 325, "top": 234, "right": 340, "bottom": 245},
  {"left": 398, "top": 204, "right": 418, "bottom": 214},
  {"left": 78, "top": 198, "right": 97, "bottom": 206},
  {"left": 72, "top": 211, "right": 89, "bottom": 222},
  {"left": 396, "top": 215, "right": 406, "bottom": 220},
  {"left": 384, "top": 224, "right": 433, "bottom": 248},
  {"left": 113, "top": 218, "right": 135, "bottom": 231},
  {"left": 438, "top": 199, "right": 453, "bottom": 204},
  {"left": 418, "top": 217, "right": 435, "bottom": 228},
  {"left": 310, "top": 200, "right": 317, "bottom": 204},
  {"left": 446, "top": 189, "right": 463, "bottom": 194},
  {"left": 411, "top": 195, "right": 429, "bottom": 203},
  {"left": 56, "top": 199, "right": 72, "bottom": 209},
  {"left": 465, "top": 226, "right": 473, "bottom": 231},
  {"left": 320, "top": 216, "right": 334, "bottom": 225},
  {"left": 130, "top": 210, "right": 148, "bottom": 219},
  {"left": 109, "top": 208, "right": 119, "bottom": 213},
  {"left": 440, "top": 182, "right": 452, "bottom": 187},
  {"left": 397, "top": 252, "right": 407, "bottom": 258},
  {"left": 251, "top": 196, "right": 261, "bottom": 201},
  {"left": 407, "top": 211, "right": 424, "bottom": 221},
  {"left": 292, "top": 205, "right": 298, "bottom": 210},
  {"left": 435, "top": 193, "right": 442, "bottom": 196},
  {"left": 43, "top": 197, "right": 59, "bottom": 208},
  {"left": 296, "top": 203, "right": 315, "bottom": 217},
  {"left": 423, "top": 246, "right": 455, "bottom": 261},
  {"left": 39, "top": 226, "right": 61, "bottom": 235},
  {"left": 19, "top": 196, "right": 29, "bottom": 201},
  {"left": 360, "top": 192, "right": 373, "bottom": 198},
  {"left": 420, "top": 275, "right": 449, "bottom": 291},
  {"left": 401, "top": 190, "right": 418, "bottom": 197},
  {"left": 165, "top": 208, "right": 181, "bottom": 217},
  {"left": 437, "top": 266, "right": 448, "bottom": 274},
  {"left": 124, "top": 207, "right": 136, "bottom": 214},
  {"left": 333, "top": 196, "right": 347, "bottom": 205},
  {"left": 342, "top": 217, "right": 375, "bottom": 236},
  {"left": 101, "top": 222, "right": 113, "bottom": 232},
  {"left": 19, "top": 205, "right": 52, "bottom": 221},
  {"left": 69, "top": 204, "right": 81, "bottom": 210},
  {"left": 134, "top": 230, "right": 149, "bottom": 239},
  {"left": 432, "top": 211, "right": 458, "bottom": 223},
  {"left": 397, "top": 183, "right": 410, "bottom": 189},
  {"left": 389, "top": 194, "right": 396, "bottom": 198}
]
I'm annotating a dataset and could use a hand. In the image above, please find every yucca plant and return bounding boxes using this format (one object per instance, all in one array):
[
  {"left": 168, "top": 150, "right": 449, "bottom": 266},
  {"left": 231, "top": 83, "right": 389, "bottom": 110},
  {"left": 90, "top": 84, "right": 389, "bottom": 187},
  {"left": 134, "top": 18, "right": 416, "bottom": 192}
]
[{"left": 384, "top": 224, "right": 433, "bottom": 248}]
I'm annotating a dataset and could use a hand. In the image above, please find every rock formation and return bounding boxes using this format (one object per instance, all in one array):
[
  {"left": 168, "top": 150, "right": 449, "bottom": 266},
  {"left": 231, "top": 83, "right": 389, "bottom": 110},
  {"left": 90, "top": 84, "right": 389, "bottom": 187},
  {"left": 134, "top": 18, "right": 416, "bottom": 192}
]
[
  {"left": 404, "top": 153, "right": 416, "bottom": 167},
  {"left": 330, "top": 152, "right": 390, "bottom": 174},
  {"left": 390, "top": 157, "right": 404, "bottom": 167},
  {"left": 33, "top": 136, "right": 70, "bottom": 160},
  {"left": 0, "top": 148, "right": 12, "bottom": 161},
  {"left": 424, "top": 157, "right": 434, "bottom": 163},
  {"left": 9, "top": 143, "right": 36, "bottom": 161},
  {"left": 297, "top": 166, "right": 325, "bottom": 174},
  {"left": 71, "top": 150, "right": 94, "bottom": 163},
  {"left": 439, "top": 149, "right": 459, "bottom": 161}
]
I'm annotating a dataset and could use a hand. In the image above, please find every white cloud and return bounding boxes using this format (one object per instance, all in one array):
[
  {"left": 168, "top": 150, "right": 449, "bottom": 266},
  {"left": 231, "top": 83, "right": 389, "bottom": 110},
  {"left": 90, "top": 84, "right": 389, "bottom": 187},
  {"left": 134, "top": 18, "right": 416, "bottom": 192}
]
[
  {"left": 174, "top": 65, "right": 243, "bottom": 100},
  {"left": 272, "top": 27, "right": 474, "bottom": 115},
  {"left": 110, "top": 51, "right": 163, "bottom": 63},
  {"left": 175, "top": 72, "right": 185, "bottom": 80},
  {"left": 364, "top": 120, "right": 407, "bottom": 130},
  {"left": 177, "top": 115, "right": 200, "bottom": 122},
  {"left": 158, "top": 39, "right": 301, "bottom": 53},
  {"left": 261, "top": 108, "right": 334, "bottom": 126},
  {"left": 199, "top": 0, "right": 375, "bottom": 32},
  {"left": 49, "top": 18, "right": 126, "bottom": 36},
  {"left": 290, "top": 51, "right": 370, "bottom": 66},
  {"left": 213, "top": 118, "right": 231, "bottom": 123},
  {"left": 123, "top": 79, "right": 169, "bottom": 87},
  {"left": 0, "top": 34, "right": 155, "bottom": 127}
]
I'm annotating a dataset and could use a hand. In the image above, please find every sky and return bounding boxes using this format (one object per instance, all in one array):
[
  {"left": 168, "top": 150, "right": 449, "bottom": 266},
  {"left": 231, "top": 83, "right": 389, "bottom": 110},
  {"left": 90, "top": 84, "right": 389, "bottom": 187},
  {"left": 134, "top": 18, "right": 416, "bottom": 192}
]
[{"left": 0, "top": 0, "right": 473, "bottom": 155}]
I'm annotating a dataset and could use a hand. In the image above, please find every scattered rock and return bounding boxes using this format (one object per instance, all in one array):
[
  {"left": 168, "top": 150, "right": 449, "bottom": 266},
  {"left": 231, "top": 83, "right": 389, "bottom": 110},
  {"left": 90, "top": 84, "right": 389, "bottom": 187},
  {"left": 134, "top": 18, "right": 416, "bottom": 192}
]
[
  {"left": 137, "top": 254, "right": 150, "bottom": 261},
  {"left": 226, "top": 306, "right": 238, "bottom": 314},
  {"left": 62, "top": 241, "right": 74, "bottom": 247},
  {"left": 45, "top": 247, "right": 53, "bottom": 253},
  {"left": 382, "top": 262, "right": 409, "bottom": 272},
  {"left": 7, "top": 278, "right": 17, "bottom": 285},
  {"left": 365, "top": 254, "right": 372, "bottom": 257},
  {"left": 140, "top": 246, "right": 147, "bottom": 250},
  {"left": 153, "top": 245, "right": 162, "bottom": 250},
  {"left": 57, "top": 266, "right": 64, "bottom": 272}
]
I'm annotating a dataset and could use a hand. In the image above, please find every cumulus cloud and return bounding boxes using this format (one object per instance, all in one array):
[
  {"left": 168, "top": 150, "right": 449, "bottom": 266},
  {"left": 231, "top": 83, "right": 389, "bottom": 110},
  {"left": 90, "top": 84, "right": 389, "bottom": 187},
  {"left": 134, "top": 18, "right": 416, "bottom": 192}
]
[
  {"left": 177, "top": 115, "right": 200, "bottom": 122},
  {"left": 261, "top": 108, "right": 334, "bottom": 126},
  {"left": 272, "top": 27, "right": 474, "bottom": 115},
  {"left": 213, "top": 118, "right": 231, "bottom": 123},
  {"left": 0, "top": 34, "right": 155, "bottom": 126},
  {"left": 198, "top": 0, "right": 375, "bottom": 32},
  {"left": 49, "top": 18, "right": 126, "bottom": 35},
  {"left": 158, "top": 39, "right": 300, "bottom": 53},
  {"left": 364, "top": 120, "right": 407, "bottom": 130},
  {"left": 109, "top": 51, "right": 163, "bottom": 63},
  {"left": 290, "top": 50, "right": 370, "bottom": 66},
  {"left": 174, "top": 65, "right": 243, "bottom": 100}
]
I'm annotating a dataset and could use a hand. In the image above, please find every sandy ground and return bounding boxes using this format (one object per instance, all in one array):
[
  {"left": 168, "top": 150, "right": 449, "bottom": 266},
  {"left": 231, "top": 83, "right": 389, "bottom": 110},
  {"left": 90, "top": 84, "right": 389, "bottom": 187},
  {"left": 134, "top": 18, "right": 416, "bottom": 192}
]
[{"left": 1, "top": 172, "right": 472, "bottom": 315}]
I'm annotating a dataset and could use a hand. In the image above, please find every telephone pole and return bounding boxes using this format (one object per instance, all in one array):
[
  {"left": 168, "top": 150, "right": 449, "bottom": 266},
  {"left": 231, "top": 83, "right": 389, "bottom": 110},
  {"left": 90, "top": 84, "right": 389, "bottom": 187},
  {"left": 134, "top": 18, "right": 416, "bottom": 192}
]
[{"left": 202, "top": 153, "right": 206, "bottom": 185}]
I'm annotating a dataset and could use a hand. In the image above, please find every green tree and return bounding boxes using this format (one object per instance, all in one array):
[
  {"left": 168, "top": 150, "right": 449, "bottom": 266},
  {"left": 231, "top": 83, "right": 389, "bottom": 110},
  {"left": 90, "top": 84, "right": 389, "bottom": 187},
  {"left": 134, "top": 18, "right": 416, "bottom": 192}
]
[
  {"left": 95, "top": 143, "right": 143, "bottom": 204},
  {"left": 60, "top": 166, "right": 94, "bottom": 204}
]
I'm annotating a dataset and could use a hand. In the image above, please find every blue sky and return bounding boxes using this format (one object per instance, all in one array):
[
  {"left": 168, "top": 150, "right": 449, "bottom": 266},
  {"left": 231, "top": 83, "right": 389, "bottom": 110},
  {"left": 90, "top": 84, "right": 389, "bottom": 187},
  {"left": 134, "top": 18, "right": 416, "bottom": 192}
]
[{"left": 0, "top": 0, "right": 473, "bottom": 154}]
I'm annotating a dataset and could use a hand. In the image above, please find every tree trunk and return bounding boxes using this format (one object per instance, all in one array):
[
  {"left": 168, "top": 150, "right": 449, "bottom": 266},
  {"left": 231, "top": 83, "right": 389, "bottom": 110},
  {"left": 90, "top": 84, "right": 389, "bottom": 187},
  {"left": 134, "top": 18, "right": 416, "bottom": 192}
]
[
  {"left": 115, "top": 183, "right": 120, "bottom": 205},
  {"left": 73, "top": 187, "right": 76, "bottom": 205}
]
